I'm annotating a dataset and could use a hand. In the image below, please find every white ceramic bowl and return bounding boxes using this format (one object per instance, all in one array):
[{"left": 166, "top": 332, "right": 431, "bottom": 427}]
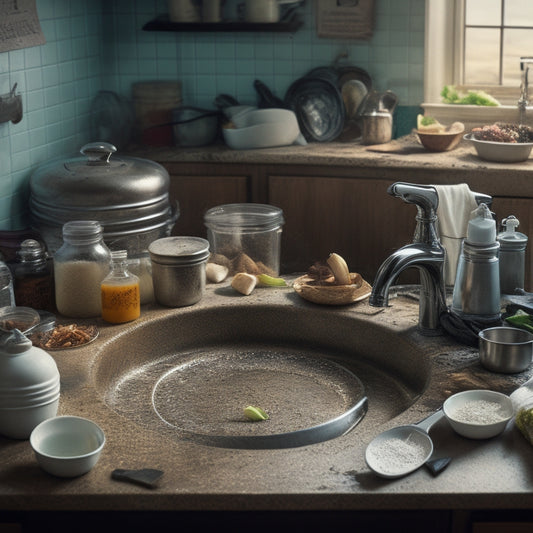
[
  {"left": 223, "top": 109, "right": 300, "bottom": 150},
  {"left": 443, "top": 389, "right": 513, "bottom": 439},
  {"left": 30, "top": 416, "right": 105, "bottom": 477},
  {"left": 464, "top": 133, "right": 533, "bottom": 162}
]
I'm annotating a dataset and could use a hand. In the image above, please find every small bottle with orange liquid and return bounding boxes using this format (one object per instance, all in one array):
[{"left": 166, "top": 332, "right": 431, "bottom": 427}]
[{"left": 101, "top": 250, "right": 140, "bottom": 324}]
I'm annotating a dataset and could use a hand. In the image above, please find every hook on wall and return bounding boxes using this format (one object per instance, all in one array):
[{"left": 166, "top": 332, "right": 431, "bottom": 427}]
[{"left": 0, "top": 84, "right": 23, "bottom": 125}]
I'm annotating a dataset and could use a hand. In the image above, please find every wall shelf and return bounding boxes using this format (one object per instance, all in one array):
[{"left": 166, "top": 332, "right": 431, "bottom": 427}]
[{"left": 142, "top": 13, "right": 303, "bottom": 33}]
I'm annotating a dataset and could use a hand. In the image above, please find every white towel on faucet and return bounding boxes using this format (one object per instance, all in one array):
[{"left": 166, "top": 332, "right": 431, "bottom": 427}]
[{"left": 433, "top": 184, "right": 479, "bottom": 286}]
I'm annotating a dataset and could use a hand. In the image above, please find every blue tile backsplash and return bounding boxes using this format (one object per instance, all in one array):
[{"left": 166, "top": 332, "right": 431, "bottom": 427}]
[{"left": 0, "top": 0, "right": 425, "bottom": 231}]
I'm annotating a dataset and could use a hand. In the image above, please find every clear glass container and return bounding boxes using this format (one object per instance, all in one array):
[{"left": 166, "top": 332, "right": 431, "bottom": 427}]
[
  {"left": 101, "top": 250, "right": 140, "bottom": 324},
  {"left": 204, "top": 203, "right": 284, "bottom": 276},
  {"left": 54, "top": 221, "right": 111, "bottom": 318},
  {"left": 13, "top": 239, "right": 54, "bottom": 311}
]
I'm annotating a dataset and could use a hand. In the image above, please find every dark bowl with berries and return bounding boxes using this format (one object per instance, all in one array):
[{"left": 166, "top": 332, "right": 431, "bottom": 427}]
[{"left": 464, "top": 123, "right": 533, "bottom": 162}]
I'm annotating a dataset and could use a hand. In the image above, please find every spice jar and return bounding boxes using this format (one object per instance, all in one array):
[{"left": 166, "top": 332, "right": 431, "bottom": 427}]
[
  {"left": 101, "top": 250, "right": 141, "bottom": 324},
  {"left": 54, "top": 221, "right": 111, "bottom": 318},
  {"left": 13, "top": 239, "right": 54, "bottom": 311},
  {"left": 204, "top": 203, "right": 284, "bottom": 276},
  {"left": 148, "top": 236, "right": 209, "bottom": 307}
]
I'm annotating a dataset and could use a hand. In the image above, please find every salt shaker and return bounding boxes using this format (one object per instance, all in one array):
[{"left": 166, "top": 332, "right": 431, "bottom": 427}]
[
  {"left": 497, "top": 216, "right": 528, "bottom": 294},
  {"left": 54, "top": 221, "right": 111, "bottom": 318}
]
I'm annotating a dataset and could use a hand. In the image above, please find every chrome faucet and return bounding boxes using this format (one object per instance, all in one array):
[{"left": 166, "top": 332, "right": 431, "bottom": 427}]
[
  {"left": 369, "top": 182, "right": 446, "bottom": 335},
  {"left": 518, "top": 57, "right": 533, "bottom": 124}
]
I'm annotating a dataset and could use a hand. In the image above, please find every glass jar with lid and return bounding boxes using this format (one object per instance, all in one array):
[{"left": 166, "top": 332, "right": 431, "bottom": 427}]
[
  {"left": 54, "top": 221, "right": 111, "bottom": 318},
  {"left": 101, "top": 250, "right": 140, "bottom": 324},
  {"left": 204, "top": 203, "right": 284, "bottom": 276},
  {"left": 13, "top": 239, "right": 54, "bottom": 311}
]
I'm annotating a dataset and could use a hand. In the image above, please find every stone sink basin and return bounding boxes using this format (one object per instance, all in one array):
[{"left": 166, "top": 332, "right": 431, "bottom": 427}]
[{"left": 92, "top": 287, "right": 431, "bottom": 450}]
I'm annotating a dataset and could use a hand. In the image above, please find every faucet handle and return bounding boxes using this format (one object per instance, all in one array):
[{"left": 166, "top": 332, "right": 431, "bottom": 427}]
[{"left": 387, "top": 182, "right": 438, "bottom": 218}]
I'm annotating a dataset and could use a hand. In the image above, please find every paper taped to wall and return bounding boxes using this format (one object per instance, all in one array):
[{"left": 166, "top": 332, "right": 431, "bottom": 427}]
[
  {"left": 315, "top": 0, "right": 375, "bottom": 40},
  {"left": 0, "top": 0, "right": 45, "bottom": 53}
]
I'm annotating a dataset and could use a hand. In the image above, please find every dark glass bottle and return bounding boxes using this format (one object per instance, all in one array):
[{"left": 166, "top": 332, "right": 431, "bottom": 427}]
[{"left": 13, "top": 239, "right": 55, "bottom": 311}]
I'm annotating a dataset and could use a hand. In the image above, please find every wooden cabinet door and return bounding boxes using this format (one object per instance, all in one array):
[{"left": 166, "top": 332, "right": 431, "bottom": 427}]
[
  {"left": 168, "top": 175, "right": 248, "bottom": 238},
  {"left": 268, "top": 175, "right": 417, "bottom": 281},
  {"left": 491, "top": 196, "right": 533, "bottom": 291}
]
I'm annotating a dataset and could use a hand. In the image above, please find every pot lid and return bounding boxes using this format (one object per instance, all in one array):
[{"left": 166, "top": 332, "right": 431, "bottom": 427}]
[{"left": 30, "top": 142, "right": 170, "bottom": 209}]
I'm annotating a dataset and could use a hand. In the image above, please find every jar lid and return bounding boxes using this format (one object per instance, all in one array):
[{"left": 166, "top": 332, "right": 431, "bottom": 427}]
[
  {"left": 204, "top": 203, "right": 284, "bottom": 233},
  {"left": 148, "top": 237, "right": 210, "bottom": 265}
]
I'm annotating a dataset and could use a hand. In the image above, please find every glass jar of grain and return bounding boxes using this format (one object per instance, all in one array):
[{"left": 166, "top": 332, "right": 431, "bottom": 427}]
[{"left": 54, "top": 221, "right": 111, "bottom": 317}]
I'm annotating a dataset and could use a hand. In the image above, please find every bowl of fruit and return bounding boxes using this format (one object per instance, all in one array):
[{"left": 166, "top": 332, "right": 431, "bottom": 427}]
[{"left": 464, "top": 123, "right": 533, "bottom": 163}]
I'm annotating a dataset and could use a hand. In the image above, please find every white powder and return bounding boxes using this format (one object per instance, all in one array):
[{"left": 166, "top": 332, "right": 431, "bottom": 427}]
[
  {"left": 55, "top": 260, "right": 110, "bottom": 317},
  {"left": 451, "top": 399, "right": 508, "bottom": 425},
  {"left": 367, "top": 436, "right": 427, "bottom": 475}
]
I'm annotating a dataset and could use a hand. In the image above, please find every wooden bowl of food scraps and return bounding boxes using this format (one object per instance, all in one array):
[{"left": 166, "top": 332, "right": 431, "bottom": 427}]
[{"left": 293, "top": 272, "right": 372, "bottom": 306}]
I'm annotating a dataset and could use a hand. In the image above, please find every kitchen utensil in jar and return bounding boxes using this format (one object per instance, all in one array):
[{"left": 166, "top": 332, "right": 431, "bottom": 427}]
[{"left": 365, "top": 410, "right": 444, "bottom": 479}]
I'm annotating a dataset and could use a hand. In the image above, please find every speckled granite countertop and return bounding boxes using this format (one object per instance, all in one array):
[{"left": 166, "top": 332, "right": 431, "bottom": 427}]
[
  {"left": 128, "top": 134, "right": 533, "bottom": 198},
  {"left": 2, "top": 279, "right": 533, "bottom": 514}
]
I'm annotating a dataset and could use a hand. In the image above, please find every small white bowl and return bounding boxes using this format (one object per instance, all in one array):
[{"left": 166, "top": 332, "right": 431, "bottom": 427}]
[
  {"left": 464, "top": 133, "right": 533, "bottom": 162},
  {"left": 30, "top": 416, "right": 105, "bottom": 477},
  {"left": 443, "top": 389, "right": 513, "bottom": 439}
]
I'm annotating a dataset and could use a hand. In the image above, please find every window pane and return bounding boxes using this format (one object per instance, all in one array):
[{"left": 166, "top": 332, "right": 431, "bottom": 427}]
[
  {"left": 504, "top": 0, "right": 533, "bottom": 27},
  {"left": 502, "top": 28, "right": 533, "bottom": 85},
  {"left": 466, "top": 0, "right": 501, "bottom": 26},
  {"left": 464, "top": 28, "right": 501, "bottom": 84}
]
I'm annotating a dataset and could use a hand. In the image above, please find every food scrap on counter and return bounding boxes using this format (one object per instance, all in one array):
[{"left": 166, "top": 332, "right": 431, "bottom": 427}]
[{"left": 29, "top": 323, "right": 98, "bottom": 350}]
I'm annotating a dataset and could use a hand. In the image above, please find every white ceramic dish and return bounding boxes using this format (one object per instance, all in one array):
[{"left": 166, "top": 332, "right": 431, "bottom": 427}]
[
  {"left": 443, "top": 389, "right": 513, "bottom": 439},
  {"left": 0, "top": 399, "right": 59, "bottom": 440},
  {"left": 30, "top": 415, "right": 105, "bottom": 477},
  {"left": 223, "top": 109, "right": 300, "bottom": 150},
  {"left": 464, "top": 133, "right": 533, "bottom": 162}
]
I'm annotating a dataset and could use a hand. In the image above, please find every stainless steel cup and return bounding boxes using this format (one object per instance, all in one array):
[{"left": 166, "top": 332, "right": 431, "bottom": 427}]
[{"left": 479, "top": 326, "right": 533, "bottom": 373}]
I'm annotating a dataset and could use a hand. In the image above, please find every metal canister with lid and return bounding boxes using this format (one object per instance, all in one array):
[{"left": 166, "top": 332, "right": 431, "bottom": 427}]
[
  {"left": 497, "top": 215, "right": 528, "bottom": 294},
  {"left": 148, "top": 237, "right": 210, "bottom": 307}
]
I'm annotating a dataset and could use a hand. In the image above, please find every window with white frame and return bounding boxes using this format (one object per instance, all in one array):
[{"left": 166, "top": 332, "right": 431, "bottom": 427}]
[{"left": 425, "top": 0, "right": 533, "bottom": 105}]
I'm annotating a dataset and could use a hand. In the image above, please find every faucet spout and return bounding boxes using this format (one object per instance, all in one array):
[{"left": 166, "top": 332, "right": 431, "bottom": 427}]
[
  {"left": 369, "top": 182, "right": 446, "bottom": 335},
  {"left": 369, "top": 243, "right": 446, "bottom": 334},
  {"left": 518, "top": 57, "right": 533, "bottom": 124}
]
